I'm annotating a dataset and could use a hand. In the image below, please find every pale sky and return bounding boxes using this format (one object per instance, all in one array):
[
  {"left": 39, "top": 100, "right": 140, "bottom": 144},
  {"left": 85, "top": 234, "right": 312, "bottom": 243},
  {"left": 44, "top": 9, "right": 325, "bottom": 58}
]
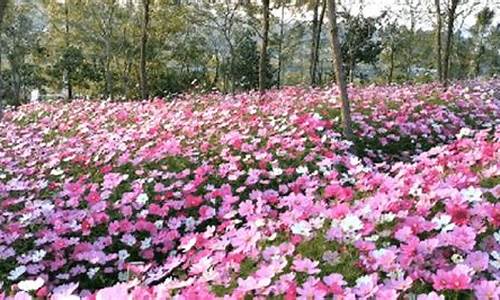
[{"left": 278, "top": 0, "right": 500, "bottom": 31}]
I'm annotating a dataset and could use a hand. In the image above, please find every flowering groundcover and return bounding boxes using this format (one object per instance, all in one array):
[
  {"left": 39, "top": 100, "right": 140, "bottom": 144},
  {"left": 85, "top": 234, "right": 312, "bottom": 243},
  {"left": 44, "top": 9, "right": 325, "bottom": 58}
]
[{"left": 0, "top": 81, "right": 499, "bottom": 299}]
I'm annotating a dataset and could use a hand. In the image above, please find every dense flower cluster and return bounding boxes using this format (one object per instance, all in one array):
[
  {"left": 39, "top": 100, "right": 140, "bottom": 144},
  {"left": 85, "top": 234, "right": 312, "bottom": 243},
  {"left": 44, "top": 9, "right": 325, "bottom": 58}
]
[{"left": 0, "top": 81, "right": 498, "bottom": 299}]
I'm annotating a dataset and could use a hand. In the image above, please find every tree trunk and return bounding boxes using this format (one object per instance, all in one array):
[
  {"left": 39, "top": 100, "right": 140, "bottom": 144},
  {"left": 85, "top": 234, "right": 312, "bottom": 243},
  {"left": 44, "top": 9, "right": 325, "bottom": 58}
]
[
  {"left": 258, "top": 0, "right": 270, "bottom": 93},
  {"left": 349, "top": 60, "right": 355, "bottom": 83},
  {"left": 443, "top": 0, "right": 459, "bottom": 86},
  {"left": 327, "top": 0, "right": 353, "bottom": 140},
  {"left": 64, "top": 1, "right": 73, "bottom": 100},
  {"left": 0, "top": 0, "right": 7, "bottom": 26},
  {"left": 435, "top": 0, "right": 443, "bottom": 82},
  {"left": 310, "top": 0, "right": 320, "bottom": 85},
  {"left": 105, "top": 40, "right": 113, "bottom": 100},
  {"left": 388, "top": 45, "right": 394, "bottom": 83},
  {"left": 140, "top": 0, "right": 150, "bottom": 100},
  {"left": 0, "top": 0, "right": 9, "bottom": 119},
  {"left": 316, "top": 0, "right": 326, "bottom": 84},
  {"left": 277, "top": 3, "right": 285, "bottom": 88}
]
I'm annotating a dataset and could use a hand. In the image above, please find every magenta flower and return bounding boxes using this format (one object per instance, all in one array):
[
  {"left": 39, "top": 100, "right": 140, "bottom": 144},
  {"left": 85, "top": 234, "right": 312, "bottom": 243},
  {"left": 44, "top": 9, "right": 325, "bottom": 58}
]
[
  {"left": 292, "top": 258, "right": 320, "bottom": 275},
  {"left": 432, "top": 265, "right": 472, "bottom": 291}
]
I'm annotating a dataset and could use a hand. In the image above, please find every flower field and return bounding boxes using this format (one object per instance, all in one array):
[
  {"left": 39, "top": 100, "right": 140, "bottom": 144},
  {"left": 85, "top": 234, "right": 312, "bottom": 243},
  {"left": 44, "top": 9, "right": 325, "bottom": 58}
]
[{"left": 0, "top": 82, "right": 499, "bottom": 299}]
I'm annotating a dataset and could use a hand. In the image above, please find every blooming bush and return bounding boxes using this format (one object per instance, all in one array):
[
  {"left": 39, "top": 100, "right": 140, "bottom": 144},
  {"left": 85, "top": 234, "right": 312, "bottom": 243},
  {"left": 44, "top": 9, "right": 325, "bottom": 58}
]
[{"left": 0, "top": 81, "right": 498, "bottom": 299}]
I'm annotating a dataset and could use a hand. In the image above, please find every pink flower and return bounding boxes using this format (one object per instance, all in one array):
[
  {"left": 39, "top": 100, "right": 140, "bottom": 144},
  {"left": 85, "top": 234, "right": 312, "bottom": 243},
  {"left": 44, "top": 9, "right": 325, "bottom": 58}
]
[
  {"left": 323, "top": 273, "right": 346, "bottom": 294},
  {"left": 64, "top": 182, "right": 85, "bottom": 198},
  {"left": 297, "top": 278, "right": 327, "bottom": 300},
  {"left": 440, "top": 225, "right": 476, "bottom": 251},
  {"left": 185, "top": 194, "right": 203, "bottom": 208},
  {"left": 96, "top": 283, "right": 129, "bottom": 300},
  {"left": 465, "top": 251, "right": 489, "bottom": 272},
  {"left": 11, "top": 291, "right": 31, "bottom": 300},
  {"left": 292, "top": 258, "right": 320, "bottom": 275},
  {"left": 375, "top": 288, "right": 398, "bottom": 300},
  {"left": 86, "top": 191, "right": 101, "bottom": 205},
  {"left": 474, "top": 280, "right": 500, "bottom": 300},
  {"left": 102, "top": 173, "right": 125, "bottom": 190},
  {"left": 324, "top": 184, "right": 353, "bottom": 201},
  {"left": 432, "top": 265, "right": 471, "bottom": 291},
  {"left": 353, "top": 274, "right": 379, "bottom": 299}
]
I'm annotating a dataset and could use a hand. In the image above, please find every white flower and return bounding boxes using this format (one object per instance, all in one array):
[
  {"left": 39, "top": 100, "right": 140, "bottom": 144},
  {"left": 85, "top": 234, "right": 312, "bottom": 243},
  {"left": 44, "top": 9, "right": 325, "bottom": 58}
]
[
  {"left": 137, "top": 193, "right": 149, "bottom": 205},
  {"left": 180, "top": 237, "right": 197, "bottom": 252},
  {"left": 0, "top": 173, "right": 6, "bottom": 179},
  {"left": 8, "top": 266, "right": 27, "bottom": 281},
  {"left": 372, "top": 248, "right": 388, "bottom": 259},
  {"left": 451, "top": 254, "right": 464, "bottom": 264},
  {"left": 31, "top": 249, "right": 46, "bottom": 263},
  {"left": 18, "top": 277, "right": 44, "bottom": 291},
  {"left": 271, "top": 167, "right": 283, "bottom": 177},
  {"left": 118, "top": 250, "right": 130, "bottom": 261},
  {"left": 456, "top": 127, "right": 472, "bottom": 139},
  {"left": 460, "top": 187, "right": 482, "bottom": 203},
  {"left": 87, "top": 267, "right": 100, "bottom": 279},
  {"left": 50, "top": 168, "right": 64, "bottom": 176},
  {"left": 355, "top": 275, "right": 373, "bottom": 287},
  {"left": 365, "top": 234, "right": 380, "bottom": 242},
  {"left": 291, "top": 221, "right": 312, "bottom": 237},
  {"left": 118, "top": 272, "right": 129, "bottom": 282},
  {"left": 310, "top": 217, "right": 325, "bottom": 229},
  {"left": 494, "top": 231, "right": 500, "bottom": 243},
  {"left": 296, "top": 166, "right": 309, "bottom": 174},
  {"left": 141, "top": 238, "right": 152, "bottom": 250},
  {"left": 379, "top": 213, "right": 396, "bottom": 224},
  {"left": 432, "top": 214, "right": 455, "bottom": 232},
  {"left": 340, "top": 215, "right": 364, "bottom": 233},
  {"left": 154, "top": 220, "right": 164, "bottom": 229},
  {"left": 490, "top": 251, "right": 500, "bottom": 269}
]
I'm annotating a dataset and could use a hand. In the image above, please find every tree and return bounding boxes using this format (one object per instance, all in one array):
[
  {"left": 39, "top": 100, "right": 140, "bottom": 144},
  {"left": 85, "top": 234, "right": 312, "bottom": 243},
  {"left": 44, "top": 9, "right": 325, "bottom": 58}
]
[
  {"left": 381, "top": 21, "right": 404, "bottom": 83},
  {"left": 435, "top": 0, "right": 443, "bottom": 82},
  {"left": 140, "top": 0, "right": 150, "bottom": 99},
  {"left": 470, "top": 7, "right": 495, "bottom": 77},
  {"left": 443, "top": 0, "right": 459, "bottom": 85},
  {"left": 0, "top": 0, "right": 7, "bottom": 26},
  {"left": 0, "top": 0, "right": 9, "bottom": 118},
  {"left": 340, "top": 12, "right": 383, "bottom": 82},
  {"left": 1, "top": 1, "right": 45, "bottom": 105},
  {"left": 259, "top": 0, "right": 270, "bottom": 93},
  {"left": 310, "top": 0, "right": 326, "bottom": 85},
  {"left": 327, "top": 0, "right": 353, "bottom": 139}
]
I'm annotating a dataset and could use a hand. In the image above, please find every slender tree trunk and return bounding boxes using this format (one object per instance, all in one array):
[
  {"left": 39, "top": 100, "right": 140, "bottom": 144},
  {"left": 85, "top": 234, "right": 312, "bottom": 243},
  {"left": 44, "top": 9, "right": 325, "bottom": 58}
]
[
  {"left": 443, "top": 0, "right": 459, "bottom": 86},
  {"left": 0, "top": 0, "right": 7, "bottom": 26},
  {"left": 229, "top": 48, "right": 235, "bottom": 93},
  {"left": 64, "top": 1, "right": 73, "bottom": 100},
  {"left": 0, "top": 0, "right": 7, "bottom": 120},
  {"left": 140, "top": 0, "right": 150, "bottom": 100},
  {"left": 316, "top": 0, "right": 326, "bottom": 83},
  {"left": 277, "top": 3, "right": 285, "bottom": 88},
  {"left": 259, "top": 0, "right": 270, "bottom": 93},
  {"left": 388, "top": 45, "right": 394, "bottom": 83},
  {"left": 435, "top": 0, "right": 443, "bottom": 82},
  {"left": 327, "top": 0, "right": 353, "bottom": 140},
  {"left": 349, "top": 60, "right": 355, "bottom": 83},
  {"left": 105, "top": 40, "right": 113, "bottom": 100},
  {"left": 310, "top": 0, "right": 320, "bottom": 85}
]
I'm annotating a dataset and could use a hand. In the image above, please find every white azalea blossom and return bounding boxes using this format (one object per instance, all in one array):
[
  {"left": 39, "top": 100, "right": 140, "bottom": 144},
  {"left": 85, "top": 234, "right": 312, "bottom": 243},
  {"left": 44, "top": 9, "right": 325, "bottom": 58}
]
[
  {"left": 460, "top": 187, "right": 482, "bottom": 203},
  {"left": 340, "top": 215, "right": 364, "bottom": 233},
  {"left": 291, "top": 220, "right": 312, "bottom": 237},
  {"left": 137, "top": 193, "right": 149, "bottom": 205},
  {"left": 18, "top": 277, "right": 44, "bottom": 292},
  {"left": 8, "top": 266, "right": 27, "bottom": 281}
]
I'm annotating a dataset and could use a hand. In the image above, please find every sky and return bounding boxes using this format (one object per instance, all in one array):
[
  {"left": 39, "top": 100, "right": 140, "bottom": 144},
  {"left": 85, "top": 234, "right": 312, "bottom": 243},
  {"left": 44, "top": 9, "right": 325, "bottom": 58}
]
[{"left": 279, "top": 0, "right": 500, "bottom": 31}]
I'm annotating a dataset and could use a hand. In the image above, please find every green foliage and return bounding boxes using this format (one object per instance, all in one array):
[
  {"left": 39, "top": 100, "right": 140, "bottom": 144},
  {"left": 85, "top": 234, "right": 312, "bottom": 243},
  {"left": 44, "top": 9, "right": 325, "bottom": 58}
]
[{"left": 340, "top": 12, "right": 383, "bottom": 80}]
